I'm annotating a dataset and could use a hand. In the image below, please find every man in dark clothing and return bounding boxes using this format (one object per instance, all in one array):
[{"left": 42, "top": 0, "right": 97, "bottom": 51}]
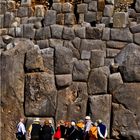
[{"left": 28, "top": 118, "right": 41, "bottom": 140}]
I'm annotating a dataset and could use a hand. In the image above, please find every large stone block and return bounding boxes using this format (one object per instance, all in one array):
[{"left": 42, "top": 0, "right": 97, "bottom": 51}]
[
  {"left": 81, "top": 50, "right": 91, "bottom": 60},
  {"left": 41, "top": 48, "right": 54, "bottom": 74},
  {"left": 88, "top": 66, "right": 110, "bottom": 94},
  {"left": 80, "top": 39, "right": 106, "bottom": 53},
  {"left": 49, "top": 39, "right": 63, "bottom": 48},
  {"left": 50, "top": 24, "right": 63, "bottom": 39},
  {"left": 4, "top": 12, "right": 14, "bottom": 28},
  {"left": 107, "top": 41, "right": 128, "bottom": 49},
  {"left": 62, "top": 2, "right": 73, "bottom": 13},
  {"left": 25, "top": 73, "right": 57, "bottom": 116},
  {"left": 15, "top": 26, "right": 23, "bottom": 37},
  {"left": 72, "top": 37, "right": 81, "bottom": 50},
  {"left": 44, "top": 10, "right": 56, "bottom": 26},
  {"left": 73, "top": 60, "right": 90, "bottom": 82},
  {"left": 17, "top": 6, "right": 28, "bottom": 17},
  {"left": 88, "top": 95, "right": 112, "bottom": 135},
  {"left": 103, "top": 5, "right": 114, "bottom": 17},
  {"left": 56, "top": 13, "right": 64, "bottom": 25},
  {"left": 54, "top": 46, "right": 73, "bottom": 74},
  {"left": 111, "top": 28, "right": 133, "bottom": 42},
  {"left": 130, "top": 24, "right": 140, "bottom": 33},
  {"left": 77, "top": 4, "right": 88, "bottom": 13},
  {"left": 74, "top": 27, "right": 85, "bottom": 39},
  {"left": 102, "top": 28, "right": 110, "bottom": 41},
  {"left": 113, "top": 12, "right": 128, "bottom": 28},
  {"left": 109, "top": 73, "right": 123, "bottom": 93},
  {"left": 115, "top": 43, "right": 140, "bottom": 82},
  {"left": 55, "top": 74, "right": 72, "bottom": 87},
  {"left": 64, "top": 13, "right": 75, "bottom": 25},
  {"left": 63, "top": 27, "right": 75, "bottom": 40},
  {"left": 37, "top": 40, "right": 49, "bottom": 49},
  {"left": 23, "top": 24, "right": 35, "bottom": 39},
  {"left": 135, "top": 0, "right": 140, "bottom": 12},
  {"left": 90, "top": 50, "right": 105, "bottom": 69},
  {"left": 52, "top": 3, "right": 62, "bottom": 13},
  {"left": 134, "top": 33, "right": 140, "bottom": 45},
  {"left": 64, "top": 41, "right": 80, "bottom": 59},
  {"left": 25, "top": 47, "right": 44, "bottom": 72},
  {"left": 35, "top": 27, "right": 51, "bottom": 40},
  {"left": 34, "top": 5, "right": 45, "bottom": 17},
  {"left": 88, "top": 1, "right": 97, "bottom": 12},
  {"left": 56, "top": 82, "right": 88, "bottom": 121},
  {"left": 84, "top": 11, "right": 96, "bottom": 23},
  {"left": 86, "top": 27, "right": 102, "bottom": 39}
]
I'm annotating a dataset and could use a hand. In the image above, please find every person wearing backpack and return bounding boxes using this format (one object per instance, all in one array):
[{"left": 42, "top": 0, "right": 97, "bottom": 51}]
[
  {"left": 16, "top": 117, "right": 26, "bottom": 140},
  {"left": 28, "top": 118, "right": 42, "bottom": 140},
  {"left": 97, "top": 120, "right": 108, "bottom": 140},
  {"left": 89, "top": 122, "right": 98, "bottom": 140}
]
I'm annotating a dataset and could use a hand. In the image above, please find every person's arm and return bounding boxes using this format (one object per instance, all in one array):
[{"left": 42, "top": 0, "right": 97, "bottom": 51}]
[
  {"left": 21, "top": 123, "right": 26, "bottom": 135},
  {"left": 104, "top": 128, "right": 108, "bottom": 138},
  {"left": 97, "top": 127, "right": 104, "bottom": 139}
]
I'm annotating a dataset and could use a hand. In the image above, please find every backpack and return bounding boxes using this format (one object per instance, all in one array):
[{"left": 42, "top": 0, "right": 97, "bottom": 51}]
[{"left": 89, "top": 126, "right": 98, "bottom": 138}]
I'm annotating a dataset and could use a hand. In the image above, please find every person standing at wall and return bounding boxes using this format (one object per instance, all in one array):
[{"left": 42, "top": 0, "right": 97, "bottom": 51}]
[{"left": 16, "top": 117, "right": 26, "bottom": 140}]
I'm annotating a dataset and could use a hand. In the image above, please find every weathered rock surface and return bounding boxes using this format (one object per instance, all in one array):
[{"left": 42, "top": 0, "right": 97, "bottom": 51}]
[
  {"left": 88, "top": 66, "right": 110, "bottom": 94},
  {"left": 56, "top": 82, "right": 88, "bottom": 121},
  {"left": 54, "top": 46, "right": 73, "bottom": 74},
  {"left": 25, "top": 73, "right": 57, "bottom": 116},
  {"left": 115, "top": 43, "right": 140, "bottom": 82},
  {"left": 88, "top": 95, "right": 112, "bottom": 135}
]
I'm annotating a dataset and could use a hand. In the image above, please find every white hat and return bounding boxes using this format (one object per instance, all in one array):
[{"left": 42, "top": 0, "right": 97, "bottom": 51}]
[
  {"left": 71, "top": 121, "right": 76, "bottom": 126},
  {"left": 34, "top": 118, "right": 40, "bottom": 122},
  {"left": 85, "top": 116, "right": 91, "bottom": 120},
  {"left": 98, "top": 119, "right": 102, "bottom": 123},
  {"left": 48, "top": 119, "right": 52, "bottom": 124}
]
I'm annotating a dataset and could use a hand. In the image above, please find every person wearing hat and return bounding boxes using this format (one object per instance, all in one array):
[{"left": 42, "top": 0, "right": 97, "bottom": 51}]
[
  {"left": 97, "top": 120, "right": 107, "bottom": 140},
  {"left": 28, "top": 118, "right": 41, "bottom": 140},
  {"left": 84, "top": 116, "right": 92, "bottom": 140},
  {"left": 76, "top": 120, "right": 85, "bottom": 140}
]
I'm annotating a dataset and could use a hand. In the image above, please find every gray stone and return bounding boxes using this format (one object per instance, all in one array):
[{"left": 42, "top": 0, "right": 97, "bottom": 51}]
[
  {"left": 50, "top": 24, "right": 63, "bottom": 39},
  {"left": 101, "top": 17, "right": 112, "bottom": 26},
  {"left": 62, "top": 2, "right": 73, "bottom": 13},
  {"left": 84, "top": 0, "right": 92, "bottom": 3},
  {"left": 86, "top": 27, "right": 102, "bottom": 39},
  {"left": 79, "top": 14, "right": 85, "bottom": 24},
  {"left": 115, "top": 43, "right": 140, "bottom": 82},
  {"left": 56, "top": 13, "right": 64, "bottom": 25},
  {"left": 35, "top": 27, "right": 51, "bottom": 40},
  {"left": 55, "top": 74, "right": 72, "bottom": 87},
  {"left": 81, "top": 50, "right": 91, "bottom": 60},
  {"left": 0, "top": 1, "right": 7, "bottom": 15},
  {"left": 23, "top": 24, "right": 35, "bottom": 39},
  {"left": 74, "top": 27, "right": 86, "bottom": 39},
  {"left": 34, "top": 22, "right": 42, "bottom": 29},
  {"left": 63, "top": 27, "right": 75, "bottom": 40},
  {"left": 88, "top": 1, "right": 97, "bottom": 12},
  {"left": 80, "top": 39, "right": 106, "bottom": 53},
  {"left": 21, "top": 17, "right": 28, "bottom": 24},
  {"left": 88, "top": 66, "right": 110, "bottom": 94},
  {"left": 107, "top": 41, "right": 127, "bottom": 49},
  {"left": 25, "top": 73, "right": 57, "bottom": 116},
  {"left": 106, "top": 48, "right": 120, "bottom": 58},
  {"left": 130, "top": 24, "right": 140, "bottom": 33},
  {"left": 102, "top": 28, "right": 110, "bottom": 41},
  {"left": 49, "top": 39, "right": 63, "bottom": 48},
  {"left": 0, "top": 15, "right": 4, "bottom": 28},
  {"left": 113, "top": 12, "right": 128, "bottom": 28},
  {"left": 104, "top": 58, "right": 114, "bottom": 66},
  {"left": 56, "top": 82, "right": 88, "bottom": 121},
  {"left": 52, "top": 3, "right": 62, "bottom": 13},
  {"left": 15, "top": 26, "right": 23, "bottom": 37},
  {"left": 89, "top": 95, "right": 112, "bottom": 135},
  {"left": 134, "top": 33, "right": 140, "bottom": 45},
  {"left": 106, "top": 0, "right": 114, "bottom": 4},
  {"left": 27, "top": 17, "right": 43, "bottom": 24},
  {"left": 64, "top": 13, "right": 75, "bottom": 25},
  {"left": 44, "top": 10, "right": 56, "bottom": 26},
  {"left": 41, "top": 48, "right": 54, "bottom": 74},
  {"left": 90, "top": 50, "right": 105, "bottom": 69},
  {"left": 2, "top": 35, "right": 13, "bottom": 44},
  {"left": 77, "top": 4, "right": 88, "bottom": 13},
  {"left": 34, "top": 5, "right": 45, "bottom": 17},
  {"left": 103, "top": 5, "right": 114, "bottom": 17},
  {"left": 73, "top": 60, "right": 90, "bottom": 81},
  {"left": 25, "top": 47, "right": 44, "bottom": 72},
  {"left": 17, "top": 6, "right": 28, "bottom": 17},
  {"left": 72, "top": 37, "right": 81, "bottom": 50},
  {"left": 85, "top": 12, "right": 96, "bottom": 23},
  {"left": 4, "top": 12, "right": 14, "bottom": 28},
  {"left": 21, "top": 0, "right": 32, "bottom": 6},
  {"left": 64, "top": 41, "right": 80, "bottom": 59},
  {"left": 109, "top": 73, "right": 123, "bottom": 93},
  {"left": 135, "top": 0, "right": 140, "bottom": 12},
  {"left": 55, "top": 46, "right": 73, "bottom": 74},
  {"left": 111, "top": 28, "right": 133, "bottom": 42},
  {"left": 37, "top": 40, "right": 49, "bottom": 49}
]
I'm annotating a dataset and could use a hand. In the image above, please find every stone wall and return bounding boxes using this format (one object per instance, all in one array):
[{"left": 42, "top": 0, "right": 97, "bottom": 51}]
[{"left": 0, "top": 0, "right": 140, "bottom": 139}]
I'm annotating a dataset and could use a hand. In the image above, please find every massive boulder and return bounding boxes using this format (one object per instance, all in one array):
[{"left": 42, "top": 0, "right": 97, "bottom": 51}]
[
  {"left": 56, "top": 82, "right": 88, "bottom": 121},
  {"left": 115, "top": 43, "right": 140, "bottom": 82}
]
